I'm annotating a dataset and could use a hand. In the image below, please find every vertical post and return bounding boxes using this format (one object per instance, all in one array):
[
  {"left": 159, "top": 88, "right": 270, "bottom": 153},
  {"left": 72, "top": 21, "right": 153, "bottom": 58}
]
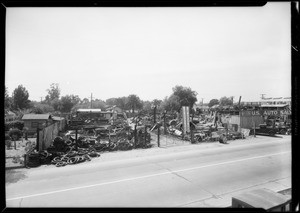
[
  {"left": 254, "top": 121, "right": 256, "bottom": 137},
  {"left": 14, "top": 138, "right": 16, "bottom": 150},
  {"left": 36, "top": 127, "right": 39, "bottom": 151},
  {"left": 144, "top": 126, "right": 147, "bottom": 148},
  {"left": 75, "top": 128, "right": 78, "bottom": 151},
  {"left": 90, "top": 93, "right": 93, "bottom": 109},
  {"left": 134, "top": 124, "right": 137, "bottom": 148},
  {"left": 157, "top": 126, "right": 160, "bottom": 147},
  {"left": 190, "top": 129, "right": 194, "bottom": 144},
  {"left": 153, "top": 106, "right": 157, "bottom": 124},
  {"left": 108, "top": 130, "right": 111, "bottom": 150},
  {"left": 163, "top": 111, "right": 167, "bottom": 135},
  {"left": 24, "top": 154, "right": 27, "bottom": 168}
]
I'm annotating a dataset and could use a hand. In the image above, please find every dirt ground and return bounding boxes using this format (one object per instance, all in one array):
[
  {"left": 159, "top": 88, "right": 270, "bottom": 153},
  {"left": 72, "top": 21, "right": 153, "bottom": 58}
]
[{"left": 5, "top": 138, "right": 36, "bottom": 168}]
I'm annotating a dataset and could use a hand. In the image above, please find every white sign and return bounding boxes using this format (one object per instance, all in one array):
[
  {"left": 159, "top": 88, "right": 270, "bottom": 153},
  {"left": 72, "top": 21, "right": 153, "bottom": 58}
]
[{"left": 182, "top": 106, "right": 190, "bottom": 134}]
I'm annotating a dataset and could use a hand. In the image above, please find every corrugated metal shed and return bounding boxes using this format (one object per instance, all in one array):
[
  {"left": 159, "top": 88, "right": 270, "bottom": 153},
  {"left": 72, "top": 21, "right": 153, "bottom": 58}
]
[{"left": 22, "top": 114, "right": 51, "bottom": 120}]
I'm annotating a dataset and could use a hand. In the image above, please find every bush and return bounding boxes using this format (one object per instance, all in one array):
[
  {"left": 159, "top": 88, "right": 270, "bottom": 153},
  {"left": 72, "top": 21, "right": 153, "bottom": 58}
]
[
  {"left": 8, "top": 129, "right": 23, "bottom": 140},
  {"left": 5, "top": 133, "right": 12, "bottom": 141},
  {"left": 5, "top": 120, "right": 24, "bottom": 131}
]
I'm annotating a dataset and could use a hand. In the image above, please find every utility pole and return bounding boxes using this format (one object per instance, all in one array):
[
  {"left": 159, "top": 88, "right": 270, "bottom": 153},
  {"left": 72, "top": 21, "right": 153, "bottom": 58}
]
[
  {"left": 40, "top": 97, "right": 43, "bottom": 103},
  {"left": 90, "top": 93, "right": 93, "bottom": 109},
  {"left": 260, "top": 94, "right": 266, "bottom": 100}
]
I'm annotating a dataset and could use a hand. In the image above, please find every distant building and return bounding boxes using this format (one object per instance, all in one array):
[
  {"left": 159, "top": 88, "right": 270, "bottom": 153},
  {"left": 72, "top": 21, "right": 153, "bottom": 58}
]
[
  {"left": 240, "top": 97, "right": 291, "bottom": 108},
  {"left": 5, "top": 110, "right": 17, "bottom": 122},
  {"left": 105, "top": 105, "right": 123, "bottom": 113},
  {"left": 22, "top": 114, "right": 53, "bottom": 133}
]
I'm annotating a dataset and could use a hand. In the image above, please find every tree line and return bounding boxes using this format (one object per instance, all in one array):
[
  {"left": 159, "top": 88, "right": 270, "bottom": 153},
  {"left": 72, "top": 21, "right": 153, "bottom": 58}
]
[{"left": 5, "top": 83, "right": 234, "bottom": 116}]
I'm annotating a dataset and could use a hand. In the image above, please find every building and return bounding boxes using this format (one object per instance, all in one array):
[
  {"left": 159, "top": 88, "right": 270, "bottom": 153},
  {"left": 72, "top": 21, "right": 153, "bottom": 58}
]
[
  {"left": 5, "top": 110, "right": 17, "bottom": 122},
  {"left": 240, "top": 97, "right": 291, "bottom": 109},
  {"left": 221, "top": 110, "right": 264, "bottom": 131},
  {"left": 52, "top": 116, "right": 66, "bottom": 131},
  {"left": 22, "top": 114, "right": 53, "bottom": 133}
]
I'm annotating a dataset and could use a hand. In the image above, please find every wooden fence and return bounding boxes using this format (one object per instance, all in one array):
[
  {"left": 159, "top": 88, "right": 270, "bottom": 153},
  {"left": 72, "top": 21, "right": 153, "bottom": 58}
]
[{"left": 38, "top": 120, "right": 66, "bottom": 151}]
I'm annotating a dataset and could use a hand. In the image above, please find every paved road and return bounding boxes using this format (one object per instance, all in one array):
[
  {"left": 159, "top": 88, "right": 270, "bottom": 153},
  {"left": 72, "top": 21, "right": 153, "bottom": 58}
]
[{"left": 6, "top": 136, "right": 291, "bottom": 207}]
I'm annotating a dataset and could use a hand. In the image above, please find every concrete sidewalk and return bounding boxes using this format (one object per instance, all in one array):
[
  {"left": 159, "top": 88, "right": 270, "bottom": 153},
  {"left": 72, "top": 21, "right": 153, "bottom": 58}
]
[{"left": 181, "top": 176, "right": 291, "bottom": 207}]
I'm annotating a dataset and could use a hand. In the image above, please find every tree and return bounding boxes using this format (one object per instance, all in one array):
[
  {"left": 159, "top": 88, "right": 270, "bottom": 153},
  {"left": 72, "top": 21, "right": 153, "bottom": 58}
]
[
  {"left": 50, "top": 98, "right": 61, "bottom": 111},
  {"left": 142, "top": 100, "right": 152, "bottom": 113},
  {"left": 12, "top": 85, "right": 31, "bottom": 110},
  {"left": 106, "top": 98, "right": 117, "bottom": 106},
  {"left": 161, "top": 95, "right": 181, "bottom": 112},
  {"left": 126, "top": 94, "right": 143, "bottom": 113},
  {"left": 106, "top": 97, "right": 128, "bottom": 110},
  {"left": 172, "top": 85, "right": 198, "bottom": 109},
  {"left": 219, "top": 96, "right": 233, "bottom": 106},
  {"left": 161, "top": 85, "right": 197, "bottom": 112},
  {"left": 30, "top": 102, "right": 54, "bottom": 114},
  {"left": 5, "top": 86, "right": 12, "bottom": 109},
  {"left": 60, "top": 95, "right": 74, "bottom": 113},
  {"left": 208, "top": 99, "right": 219, "bottom": 107},
  {"left": 45, "top": 83, "right": 60, "bottom": 104},
  {"left": 81, "top": 98, "right": 90, "bottom": 105},
  {"left": 116, "top": 97, "right": 128, "bottom": 110},
  {"left": 92, "top": 99, "right": 106, "bottom": 110},
  {"left": 70, "top": 95, "right": 81, "bottom": 105}
]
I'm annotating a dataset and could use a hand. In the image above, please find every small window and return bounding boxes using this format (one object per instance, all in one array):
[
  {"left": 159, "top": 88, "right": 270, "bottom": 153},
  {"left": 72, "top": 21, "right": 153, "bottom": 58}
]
[{"left": 31, "top": 122, "right": 39, "bottom": 128}]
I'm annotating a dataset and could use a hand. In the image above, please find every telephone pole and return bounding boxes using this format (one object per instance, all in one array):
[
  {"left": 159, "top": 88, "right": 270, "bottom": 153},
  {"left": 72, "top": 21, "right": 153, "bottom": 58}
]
[
  {"left": 90, "top": 93, "right": 93, "bottom": 109},
  {"left": 260, "top": 94, "right": 266, "bottom": 100}
]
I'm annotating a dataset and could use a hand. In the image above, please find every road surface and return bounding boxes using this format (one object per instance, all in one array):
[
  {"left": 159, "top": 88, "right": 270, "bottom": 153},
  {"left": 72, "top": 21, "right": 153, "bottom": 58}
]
[{"left": 6, "top": 136, "right": 291, "bottom": 207}]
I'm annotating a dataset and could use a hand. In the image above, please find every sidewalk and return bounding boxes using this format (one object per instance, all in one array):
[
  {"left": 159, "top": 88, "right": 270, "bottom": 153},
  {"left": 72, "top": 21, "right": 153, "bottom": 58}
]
[
  {"left": 8, "top": 135, "right": 290, "bottom": 172},
  {"left": 96, "top": 135, "right": 290, "bottom": 163},
  {"left": 181, "top": 176, "right": 291, "bottom": 207}
]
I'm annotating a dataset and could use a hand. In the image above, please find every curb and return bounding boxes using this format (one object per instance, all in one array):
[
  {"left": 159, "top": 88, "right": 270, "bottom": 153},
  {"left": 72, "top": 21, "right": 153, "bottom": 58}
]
[
  {"left": 6, "top": 165, "right": 26, "bottom": 170},
  {"left": 208, "top": 188, "right": 292, "bottom": 208}
]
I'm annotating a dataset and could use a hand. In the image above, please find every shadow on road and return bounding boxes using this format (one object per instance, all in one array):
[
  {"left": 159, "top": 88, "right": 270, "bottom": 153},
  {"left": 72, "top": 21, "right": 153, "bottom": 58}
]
[{"left": 6, "top": 170, "right": 27, "bottom": 184}]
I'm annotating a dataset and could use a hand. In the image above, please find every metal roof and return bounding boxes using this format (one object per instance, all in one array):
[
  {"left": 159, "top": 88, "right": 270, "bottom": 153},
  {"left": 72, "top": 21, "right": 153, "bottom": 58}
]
[
  {"left": 233, "top": 188, "right": 290, "bottom": 210},
  {"left": 52, "top": 116, "right": 65, "bottom": 121},
  {"left": 77, "top": 109, "right": 102, "bottom": 113},
  {"left": 261, "top": 104, "right": 289, "bottom": 108},
  {"left": 22, "top": 114, "right": 51, "bottom": 120}
]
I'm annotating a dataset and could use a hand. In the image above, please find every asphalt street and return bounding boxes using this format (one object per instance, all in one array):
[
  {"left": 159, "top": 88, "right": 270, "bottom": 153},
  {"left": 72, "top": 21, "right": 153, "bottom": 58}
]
[{"left": 6, "top": 136, "right": 291, "bottom": 207}]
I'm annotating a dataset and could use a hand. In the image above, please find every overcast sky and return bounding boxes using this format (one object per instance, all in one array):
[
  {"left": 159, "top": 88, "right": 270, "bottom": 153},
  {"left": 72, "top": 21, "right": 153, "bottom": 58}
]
[{"left": 5, "top": 3, "right": 291, "bottom": 104}]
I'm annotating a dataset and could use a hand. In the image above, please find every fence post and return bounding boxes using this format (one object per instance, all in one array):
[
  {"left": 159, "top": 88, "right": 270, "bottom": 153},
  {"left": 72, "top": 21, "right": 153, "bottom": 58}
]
[
  {"left": 109, "top": 130, "right": 111, "bottom": 151},
  {"left": 190, "top": 129, "right": 194, "bottom": 144},
  {"left": 144, "top": 126, "right": 147, "bottom": 148},
  {"left": 14, "top": 138, "right": 16, "bottom": 150},
  {"left": 36, "top": 127, "right": 39, "bottom": 151},
  {"left": 254, "top": 121, "right": 256, "bottom": 137},
  {"left": 75, "top": 128, "right": 78, "bottom": 151},
  {"left": 157, "top": 126, "right": 160, "bottom": 147},
  {"left": 153, "top": 106, "right": 157, "bottom": 124},
  {"left": 134, "top": 124, "right": 137, "bottom": 148},
  {"left": 163, "top": 111, "right": 167, "bottom": 135}
]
